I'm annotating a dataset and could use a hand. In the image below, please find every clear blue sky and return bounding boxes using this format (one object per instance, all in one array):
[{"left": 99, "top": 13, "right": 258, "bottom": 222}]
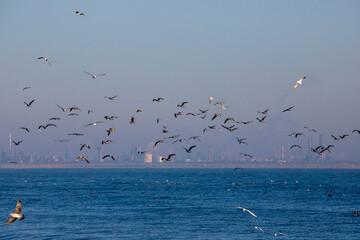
[{"left": 1, "top": 0, "right": 359, "bottom": 161}]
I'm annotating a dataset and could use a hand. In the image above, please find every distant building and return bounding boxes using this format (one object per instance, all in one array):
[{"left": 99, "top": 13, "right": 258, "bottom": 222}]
[{"left": 144, "top": 153, "right": 152, "bottom": 163}]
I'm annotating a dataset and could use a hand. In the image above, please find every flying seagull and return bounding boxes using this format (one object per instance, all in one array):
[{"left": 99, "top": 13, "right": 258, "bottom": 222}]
[
  {"left": 22, "top": 87, "right": 31, "bottom": 91},
  {"left": 161, "top": 154, "right": 176, "bottom": 161},
  {"left": 19, "top": 127, "right": 30, "bottom": 132},
  {"left": 84, "top": 121, "right": 103, "bottom": 127},
  {"left": 236, "top": 207, "right": 257, "bottom": 217},
  {"left": 153, "top": 97, "right": 164, "bottom": 102},
  {"left": 209, "top": 97, "right": 213, "bottom": 104},
  {"left": 37, "top": 57, "right": 51, "bottom": 65},
  {"left": 106, "top": 128, "right": 115, "bottom": 136},
  {"left": 103, "top": 155, "right": 115, "bottom": 161},
  {"left": 249, "top": 226, "right": 264, "bottom": 233},
  {"left": 101, "top": 140, "right": 112, "bottom": 145},
  {"left": 282, "top": 105, "right": 295, "bottom": 112},
  {"left": 80, "top": 144, "right": 90, "bottom": 151},
  {"left": 293, "top": 76, "right": 306, "bottom": 89},
  {"left": 129, "top": 117, "right": 135, "bottom": 124},
  {"left": 258, "top": 108, "right": 269, "bottom": 114},
  {"left": 84, "top": 71, "right": 106, "bottom": 79},
  {"left": 24, "top": 99, "right": 35, "bottom": 107},
  {"left": 76, "top": 156, "right": 89, "bottom": 164},
  {"left": 12, "top": 140, "right": 23, "bottom": 146},
  {"left": 4, "top": 200, "right": 25, "bottom": 225},
  {"left": 256, "top": 115, "right": 267, "bottom": 123},
  {"left": 76, "top": 11, "right": 85, "bottom": 16},
  {"left": 184, "top": 145, "right": 197, "bottom": 153},
  {"left": 239, "top": 152, "right": 253, "bottom": 158},
  {"left": 177, "top": 101, "right": 188, "bottom": 108},
  {"left": 105, "top": 95, "right": 118, "bottom": 100}
]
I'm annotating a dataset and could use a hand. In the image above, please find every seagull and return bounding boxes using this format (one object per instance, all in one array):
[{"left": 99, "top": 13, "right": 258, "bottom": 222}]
[
  {"left": 49, "top": 117, "right": 61, "bottom": 120},
  {"left": 24, "top": 99, "right": 35, "bottom": 107},
  {"left": 54, "top": 139, "right": 69, "bottom": 142},
  {"left": 211, "top": 113, "right": 221, "bottom": 120},
  {"left": 106, "top": 128, "right": 115, "bottom": 136},
  {"left": 331, "top": 135, "right": 340, "bottom": 140},
  {"left": 184, "top": 145, "right": 196, "bottom": 153},
  {"left": 188, "top": 136, "right": 201, "bottom": 142},
  {"left": 84, "top": 71, "right": 106, "bottom": 79},
  {"left": 88, "top": 110, "right": 93, "bottom": 114},
  {"left": 136, "top": 109, "right": 143, "bottom": 113},
  {"left": 219, "top": 103, "right": 228, "bottom": 110},
  {"left": 38, "top": 124, "right": 57, "bottom": 129},
  {"left": 339, "top": 134, "right": 349, "bottom": 139},
  {"left": 84, "top": 121, "right": 103, "bottom": 127},
  {"left": 236, "top": 207, "right": 257, "bottom": 217},
  {"left": 233, "top": 167, "right": 244, "bottom": 173},
  {"left": 224, "top": 118, "right": 235, "bottom": 124},
  {"left": 249, "top": 226, "right": 264, "bottom": 232},
  {"left": 104, "top": 115, "right": 118, "bottom": 120},
  {"left": 199, "top": 109, "right": 208, "bottom": 114},
  {"left": 240, "top": 121, "right": 253, "bottom": 125},
  {"left": 68, "top": 106, "right": 80, "bottom": 112},
  {"left": 352, "top": 129, "right": 360, "bottom": 134},
  {"left": 22, "top": 86, "right": 31, "bottom": 91},
  {"left": 221, "top": 124, "right": 238, "bottom": 132},
  {"left": 174, "top": 112, "right": 182, "bottom": 118},
  {"left": 101, "top": 140, "right": 112, "bottom": 145},
  {"left": 282, "top": 105, "right": 295, "bottom": 112},
  {"left": 177, "top": 101, "right": 188, "bottom": 108},
  {"left": 304, "top": 126, "right": 317, "bottom": 132},
  {"left": 68, "top": 133, "right": 84, "bottom": 136},
  {"left": 103, "top": 155, "right": 115, "bottom": 161},
  {"left": 290, "top": 145, "right": 302, "bottom": 149},
  {"left": 4, "top": 200, "right": 25, "bottom": 225},
  {"left": 105, "top": 95, "right": 118, "bottom": 100},
  {"left": 161, "top": 154, "right": 176, "bottom": 161},
  {"left": 129, "top": 117, "right": 135, "bottom": 124},
  {"left": 153, "top": 97, "right": 164, "bottom": 102},
  {"left": 258, "top": 108, "right": 269, "bottom": 114},
  {"left": 154, "top": 140, "right": 164, "bottom": 147},
  {"left": 12, "top": 140, "right": 23, "bottom": 146},
  {"left": 256, "top": 115, "right": 267, "bottom": 123},
  {"left": 239, "top": 152, "right": 253, "bottom": 158},
  {"left": 56, "top": 103, "right": 68, "bottom": 112},
  {"left": 293, "top": 76, "right": 306, "bottom": 89},
  {"left": 68, "top": 113, "right": 79, "bottom": 116},
  {"left": 156, "top": 118, "right": 162, "bottom": 124},
  {"left": 37, "top": 57, "right": 51, "bottom": 65},
  {"left": 19, "top": 127, "right": 30, "bottom": 132},
  {"left": 76, "top": 156, "right": 89, "bottom": 164},
  {"left": 80, "top": 144, "right": 90, "bottom": 151},
  {"left": 235, "top": 137, "right": 247, "bottom": 145},
  {"left": 75, "top": 11, "right": 85, "bottom": 16},
  {"left": 209, "top": 97, "right": 213, "bottom": 104}
]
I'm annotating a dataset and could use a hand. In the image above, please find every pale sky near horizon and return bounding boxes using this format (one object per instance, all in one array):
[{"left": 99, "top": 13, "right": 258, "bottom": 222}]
[{"left": 0, "top": 1, "right": 359, "bottom": 161}]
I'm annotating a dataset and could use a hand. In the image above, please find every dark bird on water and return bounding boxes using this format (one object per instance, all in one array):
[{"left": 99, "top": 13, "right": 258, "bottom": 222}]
[
  {"left": 24, "top": 99, "right": 35, "bottom": 107},
  {"left": 4, "top": 200, "right": 25, "bottom": 225}
]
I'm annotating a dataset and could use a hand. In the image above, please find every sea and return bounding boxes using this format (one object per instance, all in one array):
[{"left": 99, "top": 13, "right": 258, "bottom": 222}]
[{"left": 0, "top": 168, "right": 359, "bottom": 240}]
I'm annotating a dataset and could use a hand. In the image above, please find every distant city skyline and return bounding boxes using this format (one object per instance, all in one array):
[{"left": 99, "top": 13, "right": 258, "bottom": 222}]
[{"left": 1, "top": 1, "right": 359, "bottom": 164}]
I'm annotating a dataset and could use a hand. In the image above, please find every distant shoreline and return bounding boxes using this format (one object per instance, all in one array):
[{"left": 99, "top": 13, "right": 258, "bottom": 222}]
[{"left": 1, "top": 163, "right": 360, "bottom": 169}]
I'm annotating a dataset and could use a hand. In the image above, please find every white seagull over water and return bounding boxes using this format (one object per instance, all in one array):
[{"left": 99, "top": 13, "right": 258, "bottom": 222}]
[
  {"left": 236, "top": 207, "right": 257, "bottom": 217},
  {"left": 4, "top": 200, "right": 25, "bottom": 225},
  {"left": 293, "top": 76, "right": 306, "bottom": 89}
]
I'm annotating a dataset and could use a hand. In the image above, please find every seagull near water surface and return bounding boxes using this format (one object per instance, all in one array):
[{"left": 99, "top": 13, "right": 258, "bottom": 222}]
[
  {"left": 236, "top": 207, "right": 258, "bottom": 218},
  {"left": 4, "top": 200, "right": 25, "bottom": 225}
]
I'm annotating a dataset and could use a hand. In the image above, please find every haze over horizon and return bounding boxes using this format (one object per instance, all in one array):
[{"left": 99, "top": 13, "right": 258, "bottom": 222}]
[{"left": 1, "top": 1, "right": 359, "bottom": 162}]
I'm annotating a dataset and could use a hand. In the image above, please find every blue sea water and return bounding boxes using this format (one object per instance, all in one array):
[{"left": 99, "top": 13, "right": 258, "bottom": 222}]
[{"left": 0, "top": 168, "right": 359, "bottom": 239}]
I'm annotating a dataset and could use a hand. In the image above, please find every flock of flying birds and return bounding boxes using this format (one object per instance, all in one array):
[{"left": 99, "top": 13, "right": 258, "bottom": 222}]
[{"left": 4, "top": 9, "right": 360, "bottom": 233}]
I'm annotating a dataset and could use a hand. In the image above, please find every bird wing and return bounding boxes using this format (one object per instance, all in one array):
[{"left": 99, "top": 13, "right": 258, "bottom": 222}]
[
  {"left": 84, "top": 71, "right": 95, "bottom": 77},
  {"left": 246, "top": 209, "right": 257, "bottom": 217},
  {"left": 4, "top": 217, "right": 17, "bottom": 225},
  {"left": 14, "top": 200, "right": 22, "bottom": 214},
  {"left": 189, "top": 145, "right": 196, "bottom": 151}
]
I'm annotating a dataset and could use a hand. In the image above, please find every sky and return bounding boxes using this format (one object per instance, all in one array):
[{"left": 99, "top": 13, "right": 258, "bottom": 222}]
[{"left": 0, "top": 0, "right": 359, "bottom": 161}]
